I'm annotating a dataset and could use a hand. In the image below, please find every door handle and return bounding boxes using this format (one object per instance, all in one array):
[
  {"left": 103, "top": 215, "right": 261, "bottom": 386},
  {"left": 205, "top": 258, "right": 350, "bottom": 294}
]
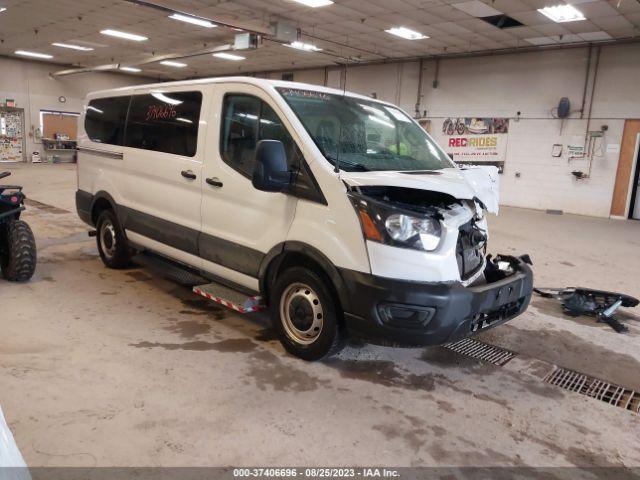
[
  {"left": 206, "top": 177, "right": 223, "bottom": 188},
  {"left": 181, "top": 170, "right": 197, "bottom": 180}
]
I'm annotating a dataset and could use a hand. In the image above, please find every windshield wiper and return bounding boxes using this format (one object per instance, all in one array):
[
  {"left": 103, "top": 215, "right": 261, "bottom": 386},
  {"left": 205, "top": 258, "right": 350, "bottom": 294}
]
[{"left": 326, "top": 156, "right": 370, "bottom": 171}]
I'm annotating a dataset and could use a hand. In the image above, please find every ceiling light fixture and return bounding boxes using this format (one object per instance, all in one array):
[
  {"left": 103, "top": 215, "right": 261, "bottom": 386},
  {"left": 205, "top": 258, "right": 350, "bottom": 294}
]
[
  {"left": 385, "top": 27, "right": 429, "bottom": 40},
  {"left": 0, "top": 7, "right": 6, "bottom": 12},
  {"left": 286, "top": 41, "right": 322, "bottom": 52},
  {"left": 159, "top": 60, "right": 187, "bottom": 68},
  {"left": 14, "top": 50, "right": 53, "bottom": 59},
  {"left": 100, "top": 29, "right": 148, "bottom": 41},
  {"left": 169, "top": 13, "right": 217, "bottom": 28},
  {"left": 52, "top": 42, "right": 94, "bottom": 51},
  {"left": 537, "top": 4, "right": 585, "bottom": 22},
  {"left": 291, "top": 0, "right": 334, "bottom": 7},
  {"left": 120, "top": 66, "right": 141, "bottom": 72},
  {"left": 213, "top": 52, "right": 245, "bottom": 61}
]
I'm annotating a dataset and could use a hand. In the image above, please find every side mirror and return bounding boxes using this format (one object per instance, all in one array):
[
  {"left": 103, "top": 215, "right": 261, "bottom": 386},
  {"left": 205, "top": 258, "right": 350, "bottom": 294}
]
[{"left": 252, "top": 140, "right": 291, "bottom": 192}]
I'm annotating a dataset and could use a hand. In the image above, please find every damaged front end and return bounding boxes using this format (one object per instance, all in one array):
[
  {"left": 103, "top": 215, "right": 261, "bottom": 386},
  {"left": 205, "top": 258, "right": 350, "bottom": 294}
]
[
  {"left": 340, "top": 183, "right": 534, "bottom": 346},
  {"left": 347, "top": 185, "right": 491, "bottom": 286}
]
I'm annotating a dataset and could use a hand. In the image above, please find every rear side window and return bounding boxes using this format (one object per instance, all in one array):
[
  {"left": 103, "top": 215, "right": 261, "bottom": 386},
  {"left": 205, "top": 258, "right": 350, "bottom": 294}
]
[
  {"left": 220, "top": 94, "right": 298, "bottom": 177},
  {"left": 125, "top": 91, "right": 202, "bottom": 157},
  {"left": 84, "top": 96, "right": 130, "bottom": 145}
]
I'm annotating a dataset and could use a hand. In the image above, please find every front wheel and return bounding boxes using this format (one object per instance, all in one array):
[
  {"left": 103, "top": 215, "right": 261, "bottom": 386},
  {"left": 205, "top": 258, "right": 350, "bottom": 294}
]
[
  {"left": 96, "top": 210, "right": 132, "bottom": 269},
  {"left": 270, "top": 267, "right": 345, "bottom": 361},
  {"left": 0, "top": 220, "right": 37, "bottom": 282}
]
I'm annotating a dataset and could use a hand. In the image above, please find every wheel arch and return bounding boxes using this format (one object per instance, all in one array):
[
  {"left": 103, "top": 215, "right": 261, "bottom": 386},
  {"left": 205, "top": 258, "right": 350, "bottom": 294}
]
[
  {"left": 259, "top": 241, "right": 351, "bottom": 315},
  {"left": 90, "top": 191, "right": 118, "bottom": 225}
]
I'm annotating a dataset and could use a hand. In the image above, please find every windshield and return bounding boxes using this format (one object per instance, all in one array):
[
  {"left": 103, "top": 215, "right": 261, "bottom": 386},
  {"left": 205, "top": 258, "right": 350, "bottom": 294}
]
[{"left": 278, "top": 88, "right": 455, "bottom": 172}]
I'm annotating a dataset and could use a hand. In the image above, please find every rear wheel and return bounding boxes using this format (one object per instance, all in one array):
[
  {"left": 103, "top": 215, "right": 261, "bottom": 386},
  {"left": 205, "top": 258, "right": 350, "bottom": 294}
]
[
  {"left": 0, "top": 220, "right": 37, "bottom": 282},
  {"left": 96, "top": 209, "right": 132, "bottom": 269},
  {"left": 271, "top": 266, "right": 345, "bottom": 361}
]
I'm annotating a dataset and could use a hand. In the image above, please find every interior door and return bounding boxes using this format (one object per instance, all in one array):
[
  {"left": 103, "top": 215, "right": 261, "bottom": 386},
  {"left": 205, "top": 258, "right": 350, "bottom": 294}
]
[
  {"left": 119, "top": 89, "right": 206, "bottom": 265},
  {"left": 200, "top": 84, "right": 299, "bottom": 289},
  {"left": 632, "top": 156, "right": 640, "bottom": 220}
]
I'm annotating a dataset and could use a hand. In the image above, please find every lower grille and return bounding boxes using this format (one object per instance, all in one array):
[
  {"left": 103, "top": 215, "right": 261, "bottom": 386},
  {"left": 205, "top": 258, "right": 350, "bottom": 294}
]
[
  {"left": 445, "top": 338, "right": 516, "bottom": 366},
  {"left": 470, "top": 298, "right": 525, "bottom": 332},
  {"left": 544, "top": 367, "right": 640, "bottom": 414}
]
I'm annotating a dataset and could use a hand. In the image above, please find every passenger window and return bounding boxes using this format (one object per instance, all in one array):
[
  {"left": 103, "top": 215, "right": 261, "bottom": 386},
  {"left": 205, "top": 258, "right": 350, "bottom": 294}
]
[
  {"left": 84, "top": 96, "right": 130, "bottom": 146},
  {"left": 125, "top": 91, "right": 202, "bottom": 157}
]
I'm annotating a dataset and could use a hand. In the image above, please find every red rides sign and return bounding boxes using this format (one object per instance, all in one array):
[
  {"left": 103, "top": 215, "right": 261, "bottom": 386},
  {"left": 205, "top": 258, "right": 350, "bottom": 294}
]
[{"left": 438, "top": 117, "right": 509, "bottom": 173}]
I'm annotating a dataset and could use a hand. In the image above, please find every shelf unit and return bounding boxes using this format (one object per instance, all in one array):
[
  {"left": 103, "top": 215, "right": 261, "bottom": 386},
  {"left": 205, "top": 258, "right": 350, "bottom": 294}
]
[{"left": 42, "top": 138, "right": 77, "bottom": 163}]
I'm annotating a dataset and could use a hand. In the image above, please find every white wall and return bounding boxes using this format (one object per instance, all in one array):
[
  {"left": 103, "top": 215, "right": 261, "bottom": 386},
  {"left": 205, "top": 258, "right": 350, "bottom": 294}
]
[
  {"left": 0, "top": 57, "right": 151, "bottom": 157},
  {"left": 265, "top": 44, "right": 640, "bottom": 218}
]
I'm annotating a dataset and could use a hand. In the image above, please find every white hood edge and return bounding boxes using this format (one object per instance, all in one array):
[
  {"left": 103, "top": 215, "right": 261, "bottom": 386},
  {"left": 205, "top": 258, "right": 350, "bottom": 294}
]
[{"left": 342, "top": 166, "right": 500, "bottom": 214}]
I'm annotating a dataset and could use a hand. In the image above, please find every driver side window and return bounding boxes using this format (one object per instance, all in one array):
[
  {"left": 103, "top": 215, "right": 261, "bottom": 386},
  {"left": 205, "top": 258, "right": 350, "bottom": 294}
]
[{"left": 220, "top": 94, "right": 298, "bottom": 178}]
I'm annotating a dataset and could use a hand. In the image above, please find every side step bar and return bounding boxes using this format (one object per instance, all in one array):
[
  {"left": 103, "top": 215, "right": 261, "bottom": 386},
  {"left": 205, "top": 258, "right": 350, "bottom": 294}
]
[
  {"left": 133, "top": 252, "right": 209, "bottom": 286},
  {"left": 193, "top": 283, "right": 263, "bottom": 314},
  {"left": 132, "top": 251, "right": 263, "bottom": 314}
]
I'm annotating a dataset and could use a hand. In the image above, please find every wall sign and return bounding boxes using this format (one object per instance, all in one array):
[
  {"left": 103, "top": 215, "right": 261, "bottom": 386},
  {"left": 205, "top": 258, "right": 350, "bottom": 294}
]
[{"left": 438, "top": 117, "right": 509, "bottom": 172}]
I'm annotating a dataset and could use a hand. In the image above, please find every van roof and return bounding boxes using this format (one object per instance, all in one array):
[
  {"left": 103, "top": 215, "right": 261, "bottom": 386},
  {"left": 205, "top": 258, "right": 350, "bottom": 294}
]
[{"left": 86, "top": 76, "right": 390, "bottom": 105}]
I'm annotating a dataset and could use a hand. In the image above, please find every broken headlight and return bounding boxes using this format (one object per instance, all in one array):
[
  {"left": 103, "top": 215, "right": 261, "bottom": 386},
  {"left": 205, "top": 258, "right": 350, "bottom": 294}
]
[{"left": 349, "top": 193, "right": 442, "bottom": 252}]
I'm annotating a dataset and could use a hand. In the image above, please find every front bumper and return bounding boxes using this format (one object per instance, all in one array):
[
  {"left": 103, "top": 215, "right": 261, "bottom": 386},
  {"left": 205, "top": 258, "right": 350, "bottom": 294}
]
[{"left": 339, "top": 255, "right": 533, "bottom": 346}]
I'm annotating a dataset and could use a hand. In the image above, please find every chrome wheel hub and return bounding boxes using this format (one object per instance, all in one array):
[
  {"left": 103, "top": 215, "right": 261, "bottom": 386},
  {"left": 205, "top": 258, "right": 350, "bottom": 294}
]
[
  {"left": 100, "top": 220, "right": 117, "bottom": 259},
  {"left": 280, "top": 282, "right": 324, "bottom": 345}
]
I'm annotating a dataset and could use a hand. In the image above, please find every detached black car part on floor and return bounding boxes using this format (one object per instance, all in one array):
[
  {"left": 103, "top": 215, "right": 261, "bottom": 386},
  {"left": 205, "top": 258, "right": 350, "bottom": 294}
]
[
  {"left": 0, "top": 171, "right": 37, "bottom": 282},
  {"left": 534, "top": 287, "right": 639, "bottom": 333}
]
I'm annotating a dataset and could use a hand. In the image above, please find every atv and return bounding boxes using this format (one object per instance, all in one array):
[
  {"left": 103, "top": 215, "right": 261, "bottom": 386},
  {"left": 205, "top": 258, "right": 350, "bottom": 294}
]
[{"left": 0, "top": 171, "right": 36, "bottom": 281}]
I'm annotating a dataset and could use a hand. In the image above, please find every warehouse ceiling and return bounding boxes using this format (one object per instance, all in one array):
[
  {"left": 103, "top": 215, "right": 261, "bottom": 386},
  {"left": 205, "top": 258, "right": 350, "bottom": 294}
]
[{"left": 0, "top": 0, "right": 638, "bottom": 79}]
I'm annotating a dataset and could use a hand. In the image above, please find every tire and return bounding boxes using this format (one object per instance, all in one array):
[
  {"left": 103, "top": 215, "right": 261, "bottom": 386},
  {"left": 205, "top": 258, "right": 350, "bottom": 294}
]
[
  {"left": 0, "top": 220, "right": 37, "bottom": 282},
  {"left": 96, "top": 209, "right": 132, "bottom": 269},
  {"left": 270, "top": 266, "right": 345, "bottom": 361}
]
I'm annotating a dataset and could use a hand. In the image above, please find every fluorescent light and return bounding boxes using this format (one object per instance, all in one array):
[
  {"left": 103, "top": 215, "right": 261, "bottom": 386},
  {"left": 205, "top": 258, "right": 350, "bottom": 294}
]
[
  {"left": 538, "top": 4, "right": 585, "bottom": 22},
  {"left": 176, "top": 117, "right": 193, "bottom": 124},
  {"left": 14, "top": 50, "right": 53, "bottom": 59},
  {"left": 169, "top": 13, "right": 217, "bottom": 28},
  {"left": 52, "top": 42, "right": 94, "bottom": 51},
  {"left": 120, "top": 66, "right": 141, "bottom": 72},
  {"left": 151, "top": 93, "right": 183, "bottom": 105},
  {"left": 385, "top": 27, "right": 428, "bottom": 40},
  {"left": 0, "top": 7, "right": 6, "bottom": 12},
  {"left": 100, "top": 29, "right": 148, "bottom": 42},
  {"left": 213, "top": 52, "right": 245, "bottom": 61},
  {"left": 159, "top": 60, "right": 187, "bottom": 68},
  {"left": 286, "top": 41, "right": 322, "bottom": 52},
  {"left": 291, "top": 0, "right": 334, "bottom": 7}
]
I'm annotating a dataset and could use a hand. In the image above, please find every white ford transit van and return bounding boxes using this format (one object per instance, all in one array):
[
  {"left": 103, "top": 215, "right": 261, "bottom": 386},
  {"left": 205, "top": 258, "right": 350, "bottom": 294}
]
[{"left": 76, "top": 77, "right": 533, "bottom": 360}]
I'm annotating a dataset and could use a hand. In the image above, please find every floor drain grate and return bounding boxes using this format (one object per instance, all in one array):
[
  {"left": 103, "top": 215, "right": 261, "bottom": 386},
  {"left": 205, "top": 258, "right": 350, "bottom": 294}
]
[
  {"left": 444, "top": 338, "right": 516, "bottom": 366},
  {"left": 544, "top": 367, "right": 640, "bottom": 414}
]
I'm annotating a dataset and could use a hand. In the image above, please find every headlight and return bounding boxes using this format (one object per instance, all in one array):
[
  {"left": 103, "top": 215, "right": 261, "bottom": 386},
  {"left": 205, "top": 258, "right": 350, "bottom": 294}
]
[{"left": 349, "top": 194, "right": 442, "bottom": 252}]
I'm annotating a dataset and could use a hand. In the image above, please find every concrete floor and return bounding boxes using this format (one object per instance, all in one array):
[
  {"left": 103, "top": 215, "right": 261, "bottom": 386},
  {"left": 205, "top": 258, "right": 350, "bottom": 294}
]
[{"left": 1, "top": 163, "right": 639, "bottom": 468}]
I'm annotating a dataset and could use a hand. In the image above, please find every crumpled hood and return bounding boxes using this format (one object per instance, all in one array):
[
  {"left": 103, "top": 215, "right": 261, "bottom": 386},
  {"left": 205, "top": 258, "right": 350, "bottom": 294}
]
[{"left": 342, "top": 166, "right": 500, "bottom": 214}]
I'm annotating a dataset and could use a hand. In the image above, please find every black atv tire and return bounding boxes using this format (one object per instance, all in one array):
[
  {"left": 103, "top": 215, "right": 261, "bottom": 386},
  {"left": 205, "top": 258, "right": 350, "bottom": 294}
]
[{"left": 1, "top": 220, "right": 37, "bottom": 282}]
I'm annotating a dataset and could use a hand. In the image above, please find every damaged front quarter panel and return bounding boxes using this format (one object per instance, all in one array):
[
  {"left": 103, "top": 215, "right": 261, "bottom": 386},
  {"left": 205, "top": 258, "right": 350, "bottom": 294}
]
[{"left": 347, "top": 184, "right": 490, "bottom": 285}]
